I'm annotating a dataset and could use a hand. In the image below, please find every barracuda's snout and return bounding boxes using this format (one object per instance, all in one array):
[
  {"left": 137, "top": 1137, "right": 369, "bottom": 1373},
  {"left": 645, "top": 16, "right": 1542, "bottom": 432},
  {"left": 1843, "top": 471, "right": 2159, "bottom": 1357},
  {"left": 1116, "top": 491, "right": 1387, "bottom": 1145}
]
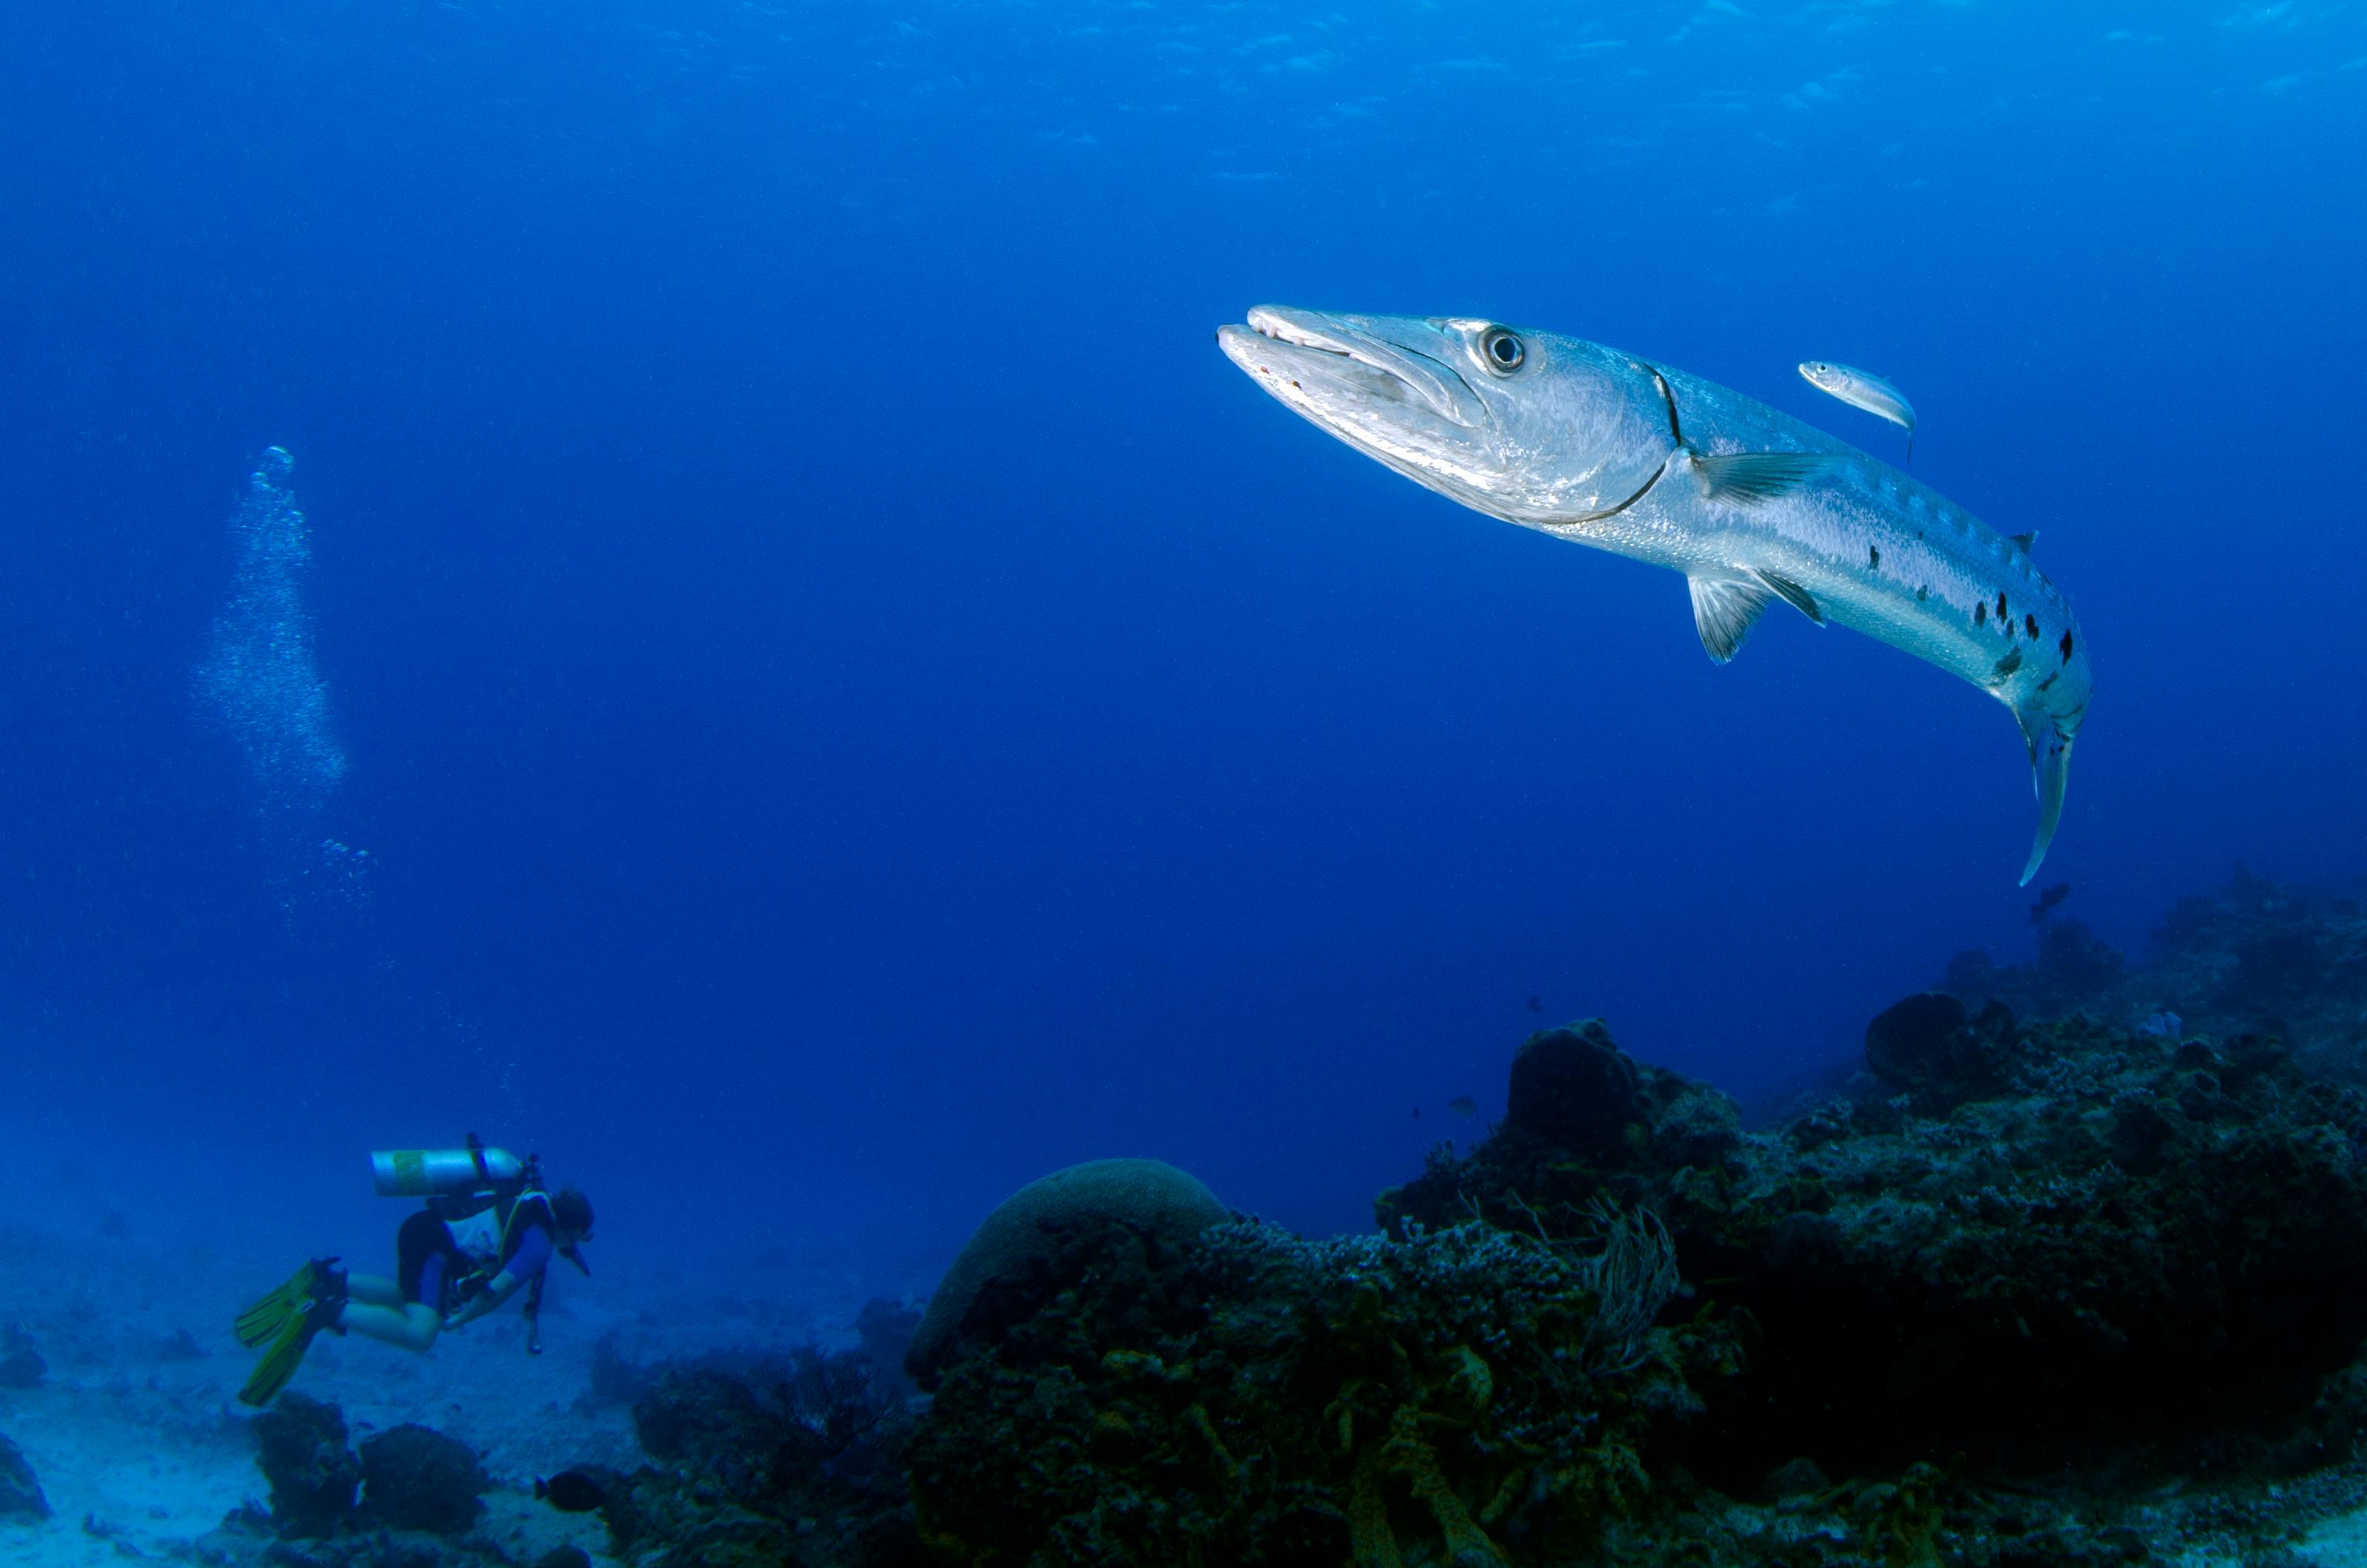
[
  {"left": 1218, "top": 306, "right": 1671, "bottom": 525},
  {"left": 1219, "top": 308, "right": 1486, "bottom": 430}
]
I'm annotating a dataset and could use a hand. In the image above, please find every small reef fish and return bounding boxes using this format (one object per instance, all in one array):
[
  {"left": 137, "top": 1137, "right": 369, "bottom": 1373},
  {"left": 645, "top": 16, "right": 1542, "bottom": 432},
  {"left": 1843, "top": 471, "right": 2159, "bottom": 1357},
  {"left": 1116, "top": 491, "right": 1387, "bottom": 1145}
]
[
  {"left": 1525, "top": 993, "right": 1544, "bottom": 1013},
  {"left": 535, "top": 1470, "right": 610, "bottom": 1512},
  {"left": 1219, "top": 308, "right": 2090, "bottom": 883},
  {"left": 2029, "top": 882, "right": 2073, "bottom": 923},
  {"left": 1799, "top": 361, "right": 1917, "bottom": 457},
  {"left": 1447, "top": 1096, "right": 1478, "bottom": 1119},
  {"left": 2137, "top": 1012, "right": 2183, "bottom": 1040}
]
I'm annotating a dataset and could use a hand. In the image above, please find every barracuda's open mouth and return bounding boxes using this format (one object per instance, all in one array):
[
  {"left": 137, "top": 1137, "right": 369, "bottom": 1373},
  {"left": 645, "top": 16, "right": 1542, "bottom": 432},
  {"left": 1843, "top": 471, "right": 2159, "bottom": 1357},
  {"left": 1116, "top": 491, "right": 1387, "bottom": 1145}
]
[{"left": 1218, "top": 307, "right": 1481, "bottom": 429}]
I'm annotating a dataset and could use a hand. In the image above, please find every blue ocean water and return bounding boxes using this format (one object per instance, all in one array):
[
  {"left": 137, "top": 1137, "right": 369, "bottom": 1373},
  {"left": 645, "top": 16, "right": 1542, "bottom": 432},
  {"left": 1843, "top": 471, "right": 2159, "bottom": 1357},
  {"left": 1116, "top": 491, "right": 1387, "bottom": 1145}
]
[{"left": 0, "top": 0, "right": 2361, "bottom": 1306}]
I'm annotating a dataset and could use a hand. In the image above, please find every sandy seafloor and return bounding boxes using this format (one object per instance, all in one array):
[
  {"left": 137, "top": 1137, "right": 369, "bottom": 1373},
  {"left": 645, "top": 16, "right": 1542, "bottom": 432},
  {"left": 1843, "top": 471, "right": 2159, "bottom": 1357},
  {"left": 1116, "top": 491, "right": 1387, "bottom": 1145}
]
[{"left": 0, "top": 1199, "right": 902, "bottom": 1568}]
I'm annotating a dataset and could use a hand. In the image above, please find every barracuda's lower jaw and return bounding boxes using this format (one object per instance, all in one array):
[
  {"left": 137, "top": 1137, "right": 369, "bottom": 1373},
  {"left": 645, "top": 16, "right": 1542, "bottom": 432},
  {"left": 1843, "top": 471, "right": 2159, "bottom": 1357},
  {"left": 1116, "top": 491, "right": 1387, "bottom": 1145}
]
[
  {"left": 1231, "top": 308, "right": 1480, "bottom": 428},
  {"left": 1218, "top": 323, "right": 1471, "bottom": 488},
  {"left": 1217, "top": 323, "right": 1413, "bottom": 412}
]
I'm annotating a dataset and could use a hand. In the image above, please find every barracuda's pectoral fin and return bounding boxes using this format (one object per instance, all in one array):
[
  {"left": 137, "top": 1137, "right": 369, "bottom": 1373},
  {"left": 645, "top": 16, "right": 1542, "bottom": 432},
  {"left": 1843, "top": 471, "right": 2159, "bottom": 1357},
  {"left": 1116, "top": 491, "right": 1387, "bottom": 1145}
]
[
  {"left": 1687, "top": 576, "right": 1774, "bottom": 663},
  {"left": 2015, "top": 704, "right": 2076, "bottom": 886},
  {"left": 1689, "top": 451, "right": 1830, "bottom": 507}
]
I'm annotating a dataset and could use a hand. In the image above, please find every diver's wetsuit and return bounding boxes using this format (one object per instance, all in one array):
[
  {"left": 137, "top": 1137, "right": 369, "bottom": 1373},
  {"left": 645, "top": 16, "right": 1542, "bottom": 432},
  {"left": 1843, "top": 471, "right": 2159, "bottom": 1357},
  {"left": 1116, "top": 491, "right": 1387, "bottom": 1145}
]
[{"left": 396, "top": 1203, "right": 556, "bottom": 1310}]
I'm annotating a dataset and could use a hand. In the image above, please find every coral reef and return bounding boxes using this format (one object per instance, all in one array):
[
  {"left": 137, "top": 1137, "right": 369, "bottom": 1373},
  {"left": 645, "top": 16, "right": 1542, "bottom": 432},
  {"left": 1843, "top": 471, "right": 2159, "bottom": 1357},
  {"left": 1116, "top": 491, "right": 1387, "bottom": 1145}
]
[
  {"left": 597, "top": 1345, "right": 925, "bottom": 1568},
  {"left": 1383, "top": 1012, "right": 2367, "bottom": 1479},
  {"left": 905, "top": 1158, "right": 1229, "bottom": 1390},
  {"left": 236, "top": 1399, "right": 508, "bottom": 1564},
  {"left": 1950, "top": 868, "right": 2367, "bottom": 1077},
  {"left": 358, "top": 1423, "right": 488, "bottom": 1536},
  {"left": 250, "top": 1391, "right": 362, "bottom": 1536},
  {"left": 906, "top": 1191, "right": 1741, "bottom": 1566},
  {"left": 894, "top": 988, "right": 2367, "bottom": 1563},
  {"left": 0, "top": 1433, "right": 49, "bottom": 1522}
]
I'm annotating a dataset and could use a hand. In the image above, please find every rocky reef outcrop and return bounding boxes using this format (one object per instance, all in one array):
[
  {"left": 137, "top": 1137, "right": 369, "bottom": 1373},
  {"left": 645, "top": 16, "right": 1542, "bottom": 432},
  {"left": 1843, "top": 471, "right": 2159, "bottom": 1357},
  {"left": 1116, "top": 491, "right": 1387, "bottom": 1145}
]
[
  {"left": 218, "top": 1397, "right": 513, "bottom": 1568},
  {"left": 250, "top": 1391, "right": 364, "bottom": 1536},
  {"left": 358, "top": 1423, "right": 488, "bottom": 1536},
  {"left": 909, "top": 1198, "right": 1740, "bottom": 1566},
  {"left": 584, "top": 1344, "right": 925, "bottom": 1568},
  {"left": 0, "top": 1434, "right": 48, "bottom": 1522},
  {"left": 1952, "top": 868, "right": 2367, "bottom": 1077},
  {"left": 1383, "top": 1011, "right": 2367, "bottom": 1481},
  {"left": 905, "top": 1158, "right": 1229, "bottom": 1391}
]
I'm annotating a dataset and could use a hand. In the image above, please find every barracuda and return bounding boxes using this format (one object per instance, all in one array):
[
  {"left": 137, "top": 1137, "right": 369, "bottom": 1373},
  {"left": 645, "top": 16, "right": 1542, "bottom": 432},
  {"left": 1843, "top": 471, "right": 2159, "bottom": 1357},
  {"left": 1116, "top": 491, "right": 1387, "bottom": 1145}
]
[{"left": 1217, "top": 306, "right": 2091, "bottom": 884}]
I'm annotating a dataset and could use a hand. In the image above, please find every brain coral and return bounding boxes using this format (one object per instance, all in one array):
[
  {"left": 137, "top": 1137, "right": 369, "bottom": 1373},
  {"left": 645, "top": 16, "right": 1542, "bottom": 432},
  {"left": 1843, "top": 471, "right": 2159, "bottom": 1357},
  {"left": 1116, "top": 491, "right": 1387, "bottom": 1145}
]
[{"left": 906, "top": 1158, "right": 1228, "bottom": 1389}]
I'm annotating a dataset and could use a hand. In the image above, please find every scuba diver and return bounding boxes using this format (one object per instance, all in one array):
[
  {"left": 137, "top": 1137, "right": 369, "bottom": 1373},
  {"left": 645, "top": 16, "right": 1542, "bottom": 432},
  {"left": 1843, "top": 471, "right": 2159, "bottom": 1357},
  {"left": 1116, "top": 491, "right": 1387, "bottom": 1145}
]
[{"left": 234, "top": 1137, "right": 593, "bottom": 1406}]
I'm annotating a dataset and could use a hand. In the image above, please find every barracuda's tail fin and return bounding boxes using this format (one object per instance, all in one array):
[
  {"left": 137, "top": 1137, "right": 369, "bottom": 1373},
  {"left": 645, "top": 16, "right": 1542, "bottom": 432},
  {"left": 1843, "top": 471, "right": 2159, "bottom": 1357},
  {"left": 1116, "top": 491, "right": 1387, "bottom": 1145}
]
[{"left": 2015, "top": 705, "right": 2075, "bottom": 886}]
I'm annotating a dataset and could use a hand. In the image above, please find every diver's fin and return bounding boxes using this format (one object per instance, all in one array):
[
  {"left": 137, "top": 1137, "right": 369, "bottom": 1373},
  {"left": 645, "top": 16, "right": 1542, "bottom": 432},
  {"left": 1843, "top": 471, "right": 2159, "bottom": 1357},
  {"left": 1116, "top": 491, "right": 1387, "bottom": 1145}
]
[
  {"left": 1691, "top": 451, "right": 1828, "bottom": 506},
  {"left": 2008, "top": 531, "right": 2037, "bottom": 553},
  {"left": 239, "top": 1313, "right": 321, "bottom": 1406},
  {"left": 1751, "top": 569, "right": 1826, "bottom": 626},
  {"left": 1687, "top": 576, "right": 1773, "bottom": 664},
  {"left": 2015, "top": 705, "right": 2075, "bottom": 887},
  {"left": 235, "top": 1259, "right": 325, "bottom": 1350},
  {"left": 236, "top": 1261, "right": 345, "bottom": 1406}
]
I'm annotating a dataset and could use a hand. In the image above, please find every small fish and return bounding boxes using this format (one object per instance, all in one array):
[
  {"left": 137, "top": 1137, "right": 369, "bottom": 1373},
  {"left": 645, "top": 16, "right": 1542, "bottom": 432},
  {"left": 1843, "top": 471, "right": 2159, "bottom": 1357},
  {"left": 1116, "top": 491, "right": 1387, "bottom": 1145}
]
[
  {"left": 535, "top": 1470, "right": 610, "bottom": 1512},
  {"left": 1798, "top": 361, "right": 1916, "bottom": 458},
  {"left": 2137, "top": 1011, "right": 2182, "bottom": 1040},
  {"left": 1525, "top": 994, "right": 1544, "bottom": 1013},
  {"left": 2029, "top": 882, "right": 2073, "bottom": 923},
  {"left": 1447, "top": 1096, "right": 1478, "bottom": 1119}
]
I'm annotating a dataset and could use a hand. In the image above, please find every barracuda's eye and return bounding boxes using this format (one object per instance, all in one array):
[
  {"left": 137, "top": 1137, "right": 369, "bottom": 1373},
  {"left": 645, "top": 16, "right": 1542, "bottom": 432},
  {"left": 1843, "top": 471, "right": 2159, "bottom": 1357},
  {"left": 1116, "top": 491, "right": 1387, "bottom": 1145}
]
[{"left": 1479, "top": 328, "right": 1525, "bottom": 375}]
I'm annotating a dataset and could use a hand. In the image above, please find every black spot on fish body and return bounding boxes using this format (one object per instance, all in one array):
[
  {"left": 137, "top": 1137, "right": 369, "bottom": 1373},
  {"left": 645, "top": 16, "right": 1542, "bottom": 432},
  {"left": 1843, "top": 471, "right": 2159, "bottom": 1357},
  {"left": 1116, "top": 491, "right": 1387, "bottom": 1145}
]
[
  {"left": 1869, "top": 545, "right": 1881, "bottom": 570},
  {"left": 1916, "top": 585, "right": 1929, "bottom": 601},
  {"left": 2025, "top": 613, "right": 2039, "bottom": 639},
  {"left": 1974, "top": 602, "right": 1988, "bottom": 627},
  {"left": 2059, "top": 630, "right": 2076, "bottom": 664},
  {"left": 2038, "top": 672, "right": 2058, "bottom": 692},
  {"left": 1995, "top": 590, "right": 2009, "bottom": 624},
  {"left": 1993, "top": 648, "right": 2023, "bottom": 681}
]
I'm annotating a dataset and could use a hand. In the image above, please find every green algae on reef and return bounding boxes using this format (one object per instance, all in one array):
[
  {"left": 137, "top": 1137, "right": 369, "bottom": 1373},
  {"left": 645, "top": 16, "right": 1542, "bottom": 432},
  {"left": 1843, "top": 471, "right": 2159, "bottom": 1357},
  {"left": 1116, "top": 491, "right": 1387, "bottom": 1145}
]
[{"left": 906, "top": 1203, "right": 1743, "bottom": 1566}]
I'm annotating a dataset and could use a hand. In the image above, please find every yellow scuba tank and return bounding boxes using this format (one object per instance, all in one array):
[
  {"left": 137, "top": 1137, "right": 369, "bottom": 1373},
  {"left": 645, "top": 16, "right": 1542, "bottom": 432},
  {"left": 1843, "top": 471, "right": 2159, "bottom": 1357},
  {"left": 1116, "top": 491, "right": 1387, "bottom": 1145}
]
[{"left": 369, "top": 1135, "right": 525, "bottom": 1199}]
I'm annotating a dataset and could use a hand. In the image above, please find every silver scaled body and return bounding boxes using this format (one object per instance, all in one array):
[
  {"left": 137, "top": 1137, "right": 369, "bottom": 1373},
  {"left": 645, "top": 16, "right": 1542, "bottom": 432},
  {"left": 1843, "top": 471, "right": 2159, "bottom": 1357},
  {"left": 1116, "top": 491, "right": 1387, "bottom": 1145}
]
[{"left": 1218, "top": 307, "right": 2090, "bottom": 883}]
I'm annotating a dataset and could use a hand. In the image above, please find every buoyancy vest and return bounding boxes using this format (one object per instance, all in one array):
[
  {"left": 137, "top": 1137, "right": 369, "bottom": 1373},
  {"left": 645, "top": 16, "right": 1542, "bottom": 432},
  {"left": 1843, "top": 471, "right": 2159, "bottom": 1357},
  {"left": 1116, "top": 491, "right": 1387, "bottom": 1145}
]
[{"left": 434, "top": 1185, "right": 556, "bottom": 1277}]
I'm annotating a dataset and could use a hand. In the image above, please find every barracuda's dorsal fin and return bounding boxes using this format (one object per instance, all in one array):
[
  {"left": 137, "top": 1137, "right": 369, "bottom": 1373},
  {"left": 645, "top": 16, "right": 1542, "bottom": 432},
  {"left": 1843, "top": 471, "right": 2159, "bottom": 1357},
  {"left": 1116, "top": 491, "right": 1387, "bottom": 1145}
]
[
  {"left": 1689, "top": 451, "right": 1829, "bottom": 507},
  {"left": 1688, "top": 576, "right": 1773, "bottom": 663},
  {"left": 2009, "top": 530, "right": 2038, "bottom": 553},
  {"left": 1752, "top": 568, "right": 1826, "bottom": 626}
]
